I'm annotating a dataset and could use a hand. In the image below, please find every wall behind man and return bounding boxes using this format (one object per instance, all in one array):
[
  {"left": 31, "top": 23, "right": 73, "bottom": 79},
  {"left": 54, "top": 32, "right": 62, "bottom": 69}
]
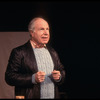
[{"left": 0, "top": 32, "right": 30, "bottom": 98}]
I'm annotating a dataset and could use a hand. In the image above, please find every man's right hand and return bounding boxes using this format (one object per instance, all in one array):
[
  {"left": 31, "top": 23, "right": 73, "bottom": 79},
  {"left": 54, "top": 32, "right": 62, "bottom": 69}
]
[{"left": 35, "top": 71, "right": 45, "bottom": 83}]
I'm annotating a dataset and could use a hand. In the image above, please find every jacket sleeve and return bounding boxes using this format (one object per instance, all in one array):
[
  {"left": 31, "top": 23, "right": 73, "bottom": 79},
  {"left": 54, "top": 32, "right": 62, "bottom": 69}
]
[{"left": 5, "top": 48, "right": 33, "bottom": 87}]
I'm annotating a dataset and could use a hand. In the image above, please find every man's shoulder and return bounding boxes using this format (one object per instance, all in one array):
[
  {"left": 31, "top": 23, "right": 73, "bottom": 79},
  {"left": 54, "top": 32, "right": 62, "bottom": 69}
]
[
  {"left": 12, "top": 40, "right": 30, "bottom": 51},
  {"left": 47, "top": 45, "right": 54, "bottom": 50},
  {"left": 47, "top": 45, "right": 57, "bottom": 53}
]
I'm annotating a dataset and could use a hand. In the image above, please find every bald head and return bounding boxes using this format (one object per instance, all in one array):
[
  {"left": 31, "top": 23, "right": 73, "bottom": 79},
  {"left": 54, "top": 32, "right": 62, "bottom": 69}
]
[{"left": 28, "top": 17, "right": 49, "bottom": 32}]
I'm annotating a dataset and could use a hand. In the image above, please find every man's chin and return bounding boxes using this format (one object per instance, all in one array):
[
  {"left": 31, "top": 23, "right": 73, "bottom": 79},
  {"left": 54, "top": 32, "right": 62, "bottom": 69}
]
[{"left": 42, "top": 41, "right": 48, "bottom": 44}]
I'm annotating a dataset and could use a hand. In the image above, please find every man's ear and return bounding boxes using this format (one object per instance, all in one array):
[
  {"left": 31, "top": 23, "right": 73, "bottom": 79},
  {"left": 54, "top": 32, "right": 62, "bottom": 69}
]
[{"left": 29, "top": 30, "right": 34, "bottom": 37}]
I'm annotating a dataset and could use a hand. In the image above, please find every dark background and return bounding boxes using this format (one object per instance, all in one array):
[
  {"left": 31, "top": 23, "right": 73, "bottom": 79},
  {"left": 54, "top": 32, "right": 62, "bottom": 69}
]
[{"left": 0, "top": 1, "right": 100, "bottom": 99}]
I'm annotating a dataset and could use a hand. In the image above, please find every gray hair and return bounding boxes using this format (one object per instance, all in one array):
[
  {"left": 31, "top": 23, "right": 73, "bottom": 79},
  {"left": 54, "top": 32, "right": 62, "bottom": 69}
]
[{"left": 28, "top": 17, "right": 48, "bottom": 32}]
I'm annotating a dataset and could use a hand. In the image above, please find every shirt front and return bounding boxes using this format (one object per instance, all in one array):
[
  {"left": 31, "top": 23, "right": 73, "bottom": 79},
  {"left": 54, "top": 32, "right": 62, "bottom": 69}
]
[{"left": 33, "top": 47, "right": 54, "bottom": 99}]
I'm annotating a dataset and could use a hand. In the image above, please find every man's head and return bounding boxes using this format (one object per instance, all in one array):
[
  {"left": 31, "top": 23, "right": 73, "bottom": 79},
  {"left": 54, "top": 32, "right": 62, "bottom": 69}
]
[{"left": 28, "top": 17, "right": 50, "bottom": 45}]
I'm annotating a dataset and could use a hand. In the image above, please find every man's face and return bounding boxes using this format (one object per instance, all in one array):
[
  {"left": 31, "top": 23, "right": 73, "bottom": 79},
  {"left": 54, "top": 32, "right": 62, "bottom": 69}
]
[{"left": 31, "top": 18, "right": 50, "bottom": 45}]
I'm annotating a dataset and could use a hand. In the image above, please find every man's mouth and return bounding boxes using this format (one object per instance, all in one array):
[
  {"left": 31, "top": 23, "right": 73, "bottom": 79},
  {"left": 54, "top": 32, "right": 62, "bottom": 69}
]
[{"left": 41, "top": 37, "right": 48, "bottom": 39}]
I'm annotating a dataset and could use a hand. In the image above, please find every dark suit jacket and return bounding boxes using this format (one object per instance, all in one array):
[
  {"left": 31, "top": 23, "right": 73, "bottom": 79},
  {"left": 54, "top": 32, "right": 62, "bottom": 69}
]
[{"left": 5, "top": 40, "right": 65, "bottom": 99}]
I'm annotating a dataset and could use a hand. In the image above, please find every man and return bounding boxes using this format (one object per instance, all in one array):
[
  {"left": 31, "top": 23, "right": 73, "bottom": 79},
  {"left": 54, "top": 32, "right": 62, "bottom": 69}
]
[{"left": 5, "top": 17, "right": 65, "bottom": 99}]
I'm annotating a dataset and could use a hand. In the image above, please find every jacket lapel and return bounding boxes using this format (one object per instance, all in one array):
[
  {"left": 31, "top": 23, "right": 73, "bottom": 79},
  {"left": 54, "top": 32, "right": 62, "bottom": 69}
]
[
  {"left": 46, "top": 45, "right": 57, "bottom": 70},
  {"left": 25, "top": 40, "right": 38, "bottom": 73}
]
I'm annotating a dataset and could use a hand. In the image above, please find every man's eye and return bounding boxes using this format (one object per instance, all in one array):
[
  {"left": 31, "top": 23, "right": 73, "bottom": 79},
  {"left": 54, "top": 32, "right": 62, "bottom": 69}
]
[
  {"left": 46, "top": 28, "right": 49, "bottom": 30},
  {"left": 40, "top": 28, "right": 44, "bottom": 30}
]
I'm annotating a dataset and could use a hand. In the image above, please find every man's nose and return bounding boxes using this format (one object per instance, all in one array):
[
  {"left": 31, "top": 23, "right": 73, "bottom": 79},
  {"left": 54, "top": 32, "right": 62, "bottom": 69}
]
[{"left": 43, "top": 30, "right": 49, "bottom": 35}]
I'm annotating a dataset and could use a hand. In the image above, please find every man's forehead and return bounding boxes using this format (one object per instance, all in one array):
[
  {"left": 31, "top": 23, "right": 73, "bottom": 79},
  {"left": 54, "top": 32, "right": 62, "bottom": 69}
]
[{"left": 34, "top": 19, "right": 49, "bottom": 27}]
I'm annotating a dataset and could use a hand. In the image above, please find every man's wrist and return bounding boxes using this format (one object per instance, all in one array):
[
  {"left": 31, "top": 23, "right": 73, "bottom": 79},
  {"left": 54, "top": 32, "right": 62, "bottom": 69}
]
[{"left": 32, "top": 73, "right": 37, "bottom": 84}]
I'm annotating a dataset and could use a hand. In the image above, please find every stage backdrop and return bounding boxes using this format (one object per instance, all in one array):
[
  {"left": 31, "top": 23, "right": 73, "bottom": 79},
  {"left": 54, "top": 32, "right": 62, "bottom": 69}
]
[{"left": 0, "top": 32, "right": 30, "bottom": 99}]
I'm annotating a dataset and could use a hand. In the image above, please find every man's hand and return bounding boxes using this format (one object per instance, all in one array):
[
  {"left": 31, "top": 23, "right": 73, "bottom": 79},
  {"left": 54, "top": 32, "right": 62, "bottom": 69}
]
[
  {"left": 35, "top": 71, "right": 45, "bottom": 83},
  {"left": 52, "top": 70, "right": 61, "bottom": 81}
]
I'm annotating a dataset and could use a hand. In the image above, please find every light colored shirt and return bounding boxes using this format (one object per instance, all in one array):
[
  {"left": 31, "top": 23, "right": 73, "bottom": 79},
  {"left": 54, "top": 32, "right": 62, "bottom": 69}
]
[{"left": 32, "top": 47, "right": 54, "bottom": 99}]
